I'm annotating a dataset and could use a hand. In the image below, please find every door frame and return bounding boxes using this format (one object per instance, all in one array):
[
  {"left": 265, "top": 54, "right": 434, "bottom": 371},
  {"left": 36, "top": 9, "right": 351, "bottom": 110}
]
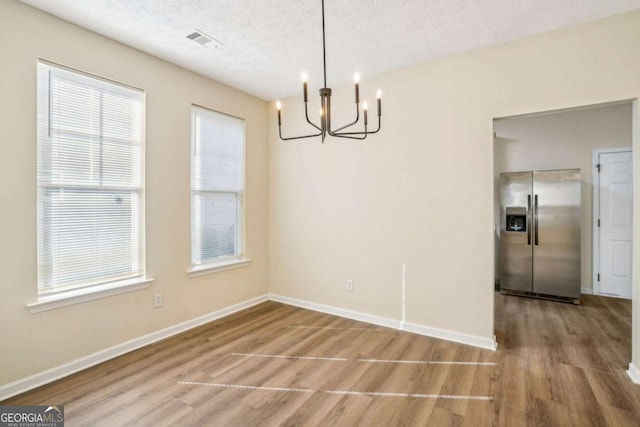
[{"left": 592, "top": 146, "right": 633, "bottom": 296}]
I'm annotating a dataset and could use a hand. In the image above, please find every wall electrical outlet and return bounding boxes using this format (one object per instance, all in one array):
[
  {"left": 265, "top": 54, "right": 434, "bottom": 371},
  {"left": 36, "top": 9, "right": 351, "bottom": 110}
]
[
  {"left": 345, "top": 280, "right": 353, "bottom": 292},
  {"left": 153, "top": 293, "right": 163, "bottom": 308}
]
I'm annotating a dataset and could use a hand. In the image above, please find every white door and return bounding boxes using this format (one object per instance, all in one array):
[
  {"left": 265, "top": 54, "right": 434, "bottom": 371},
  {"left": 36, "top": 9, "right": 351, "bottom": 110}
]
[{"left": 597, "top": 150, "right": 633, "bottom": 298}]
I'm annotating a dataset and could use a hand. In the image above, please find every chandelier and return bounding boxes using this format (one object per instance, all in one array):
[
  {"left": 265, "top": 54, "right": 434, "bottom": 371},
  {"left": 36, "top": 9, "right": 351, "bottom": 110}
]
[{"left": 276, "top": 0, "right": 382, "bottom": 142}]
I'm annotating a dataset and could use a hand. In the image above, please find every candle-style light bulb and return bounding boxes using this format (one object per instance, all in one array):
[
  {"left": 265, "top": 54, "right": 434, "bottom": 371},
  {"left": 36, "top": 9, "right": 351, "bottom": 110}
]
[
  {"left": 376, "top": 89, "right": 382, "bottom": 99},
  {"left": 276, "top": 101, "right": 282, "bottom": 125},
  {"left": 353, "top": 72, "right": 360, "bottom": 83},
  {"left": 363, "top": 101, "right": 368, "bottom": 126},
  {"left": 301, "top": 72, "right": 309, "bottom": 103},
  {"left": 376, "top": 89, "right": 382, "bottom": 117},
  {"left": 354, "top": 72, "right": 360, "bottom": 104}
]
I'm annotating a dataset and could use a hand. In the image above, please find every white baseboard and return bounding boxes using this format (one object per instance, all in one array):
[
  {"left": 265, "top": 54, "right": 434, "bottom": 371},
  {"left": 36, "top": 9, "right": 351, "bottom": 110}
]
[
  {"left": 628, "top": 362, "right": 640, "bottom": 384},
  {"left": 0, "top": 294, "right": 268, "bottom": 401},
  {"left": 581, "top": 288, "right": 593, "bottom": 295},
  {"left": 402, "top": 322, "right": 498, "bottom": 351},
  {"left": 269, "top": 293, "right": 497, "bottom": 351},
  {"left": 269, "top": 293, "right": 401, "bottom": 330}
]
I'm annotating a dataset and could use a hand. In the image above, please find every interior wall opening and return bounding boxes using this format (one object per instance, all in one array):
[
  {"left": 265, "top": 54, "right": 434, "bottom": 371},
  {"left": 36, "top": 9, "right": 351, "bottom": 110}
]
[{"left": 491, "top": 100, "right": 635, "bottom": 369}]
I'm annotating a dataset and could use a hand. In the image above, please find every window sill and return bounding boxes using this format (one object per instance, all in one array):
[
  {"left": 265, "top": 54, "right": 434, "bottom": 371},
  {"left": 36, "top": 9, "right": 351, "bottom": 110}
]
[
  {"left": 187, "top": 257, "right": 251, "bottom": 278},
  {"left": 27, "top": 277, "right": 153, "bottom": 314}
]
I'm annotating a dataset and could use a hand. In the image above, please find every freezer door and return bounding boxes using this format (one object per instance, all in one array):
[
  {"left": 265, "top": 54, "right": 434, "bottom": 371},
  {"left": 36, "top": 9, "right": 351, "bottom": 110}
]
[
  {"left": 532, "top": 169, "right": 581, "bottom": 298},
  {"left": 500, "top": 172, "right": 533, "bottom": 293}
]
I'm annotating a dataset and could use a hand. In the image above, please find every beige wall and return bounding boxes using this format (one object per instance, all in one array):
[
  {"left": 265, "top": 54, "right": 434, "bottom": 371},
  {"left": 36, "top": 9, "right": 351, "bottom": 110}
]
[
  {"left": 493, "top": 103, "right": 633, "bottom": 292},
  {"left": 269, "top": 10, "right": 640, "bottom": 364},
  {"left": 0, "top": 0, "right": 268, "bottom": 385}
]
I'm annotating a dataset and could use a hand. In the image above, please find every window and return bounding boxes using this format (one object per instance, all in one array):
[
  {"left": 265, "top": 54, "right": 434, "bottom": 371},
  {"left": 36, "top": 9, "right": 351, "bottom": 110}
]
[
  {"left": 190, "top": 106, "right": 245, "bottom": 270},
  {"left": 37, "top": 62, "right": 145, "bottom": 296}
]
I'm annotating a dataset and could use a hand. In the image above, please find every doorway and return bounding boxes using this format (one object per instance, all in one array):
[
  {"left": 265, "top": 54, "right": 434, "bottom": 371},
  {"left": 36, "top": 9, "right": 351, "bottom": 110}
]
[
  {"left": 593, "top": 148, "right": 633, "bottom": 299},
  {"left": 492, "top": 101, "right": 636, "bottom": 380},
  {"left": 493, "top": 102, "right": 634, "bottom": 296}
]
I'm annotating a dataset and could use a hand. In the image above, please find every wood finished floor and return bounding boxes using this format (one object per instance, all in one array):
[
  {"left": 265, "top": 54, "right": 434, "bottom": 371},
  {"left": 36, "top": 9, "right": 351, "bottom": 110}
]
[{"left": 3, "top": 293, "right": 640, "bottom": 426}]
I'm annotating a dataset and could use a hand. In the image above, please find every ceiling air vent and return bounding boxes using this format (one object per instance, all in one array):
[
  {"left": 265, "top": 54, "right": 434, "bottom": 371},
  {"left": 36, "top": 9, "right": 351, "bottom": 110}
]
[{"left": 186, "top": 29, "right": 223, "bottom": 48}]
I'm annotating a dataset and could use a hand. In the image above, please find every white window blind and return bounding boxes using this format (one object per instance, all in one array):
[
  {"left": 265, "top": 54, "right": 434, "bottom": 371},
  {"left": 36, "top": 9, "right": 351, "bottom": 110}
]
[
  {"left": 37, "top": 62, "right": 145, "bottom": 295},
  {"left": 191, "top": 106, "right": 244, "bottom": 266}
]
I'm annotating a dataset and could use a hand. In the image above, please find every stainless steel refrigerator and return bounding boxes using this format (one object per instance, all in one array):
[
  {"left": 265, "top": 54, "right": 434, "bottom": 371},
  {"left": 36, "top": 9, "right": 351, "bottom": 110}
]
[{"left": 499, "top": 169, "right": 581, "bottom": 302}]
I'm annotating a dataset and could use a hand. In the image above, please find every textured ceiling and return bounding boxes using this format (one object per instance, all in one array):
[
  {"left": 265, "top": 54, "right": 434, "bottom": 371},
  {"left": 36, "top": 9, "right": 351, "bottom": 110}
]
[{"left": 19, "top": 0, "right": 640, "bottom": 101}]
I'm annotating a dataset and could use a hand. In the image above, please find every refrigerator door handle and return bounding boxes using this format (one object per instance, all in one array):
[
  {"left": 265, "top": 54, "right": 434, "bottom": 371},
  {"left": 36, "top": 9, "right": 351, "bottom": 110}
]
[
  {"left": 534, "top": 194, "right": 539, "bottom": 246},
  {"left": 527, "top": 194, "right": 532, "bottom": 245}
]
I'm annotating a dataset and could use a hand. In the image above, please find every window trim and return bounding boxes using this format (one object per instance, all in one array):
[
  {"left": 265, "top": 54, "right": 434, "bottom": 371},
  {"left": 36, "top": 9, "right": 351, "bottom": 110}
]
[
  {"left": 186, "top": 256, "right": 251, "bottom": 278},
  {"left": 189, "top": 105, "right": 247, "bottom": 272},
  {"left": 27, "top": 277, "right": 153, "bottom": 314}
]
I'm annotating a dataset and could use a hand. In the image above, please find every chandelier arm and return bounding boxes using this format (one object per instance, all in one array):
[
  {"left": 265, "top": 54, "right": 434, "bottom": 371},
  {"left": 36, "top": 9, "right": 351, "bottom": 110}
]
[
  {"left": 304, "top": 103, "right": 323, "bottom": 132},
  {"left": 331, "top": 133, "right": 367, "bottom": 140},
  {"left": 329, "top": 121, "right": 367, "bottom": 139},
  {"left": 321, "top": 96, "right": 327, "bottom": 132},
  {"left": 279, "top": 126, "right": 324, "bottom": 141},
  {"left": 324, "top": 93, "right": 331, "bottom": 135},
  {"left": 332, "top": 128, "right": 381, "bottom": 137},
  {"left": 331, "top": 117, "right": 381, "bottom": 136},
  {"left": 330, "top": 104, "right": 361, "bottom": 133}
]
